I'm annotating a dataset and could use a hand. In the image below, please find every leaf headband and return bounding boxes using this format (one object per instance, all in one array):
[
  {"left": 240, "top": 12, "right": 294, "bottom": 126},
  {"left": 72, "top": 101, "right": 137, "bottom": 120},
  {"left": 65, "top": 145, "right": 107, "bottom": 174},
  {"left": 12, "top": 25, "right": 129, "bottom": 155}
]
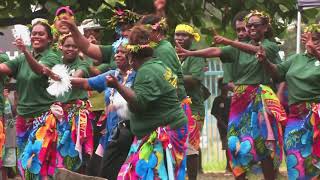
[
  {"left": 125, "top": 41, "right": 158, "bottom": 53},
  {"left": 175, "top": 24, "right": 201, "bottom": 42},
  {"left": 244, "top": 10, "right": 271, "bottom": 25},
  {"left": 304, "top": 24, "right": 320, "bottom": 33}
]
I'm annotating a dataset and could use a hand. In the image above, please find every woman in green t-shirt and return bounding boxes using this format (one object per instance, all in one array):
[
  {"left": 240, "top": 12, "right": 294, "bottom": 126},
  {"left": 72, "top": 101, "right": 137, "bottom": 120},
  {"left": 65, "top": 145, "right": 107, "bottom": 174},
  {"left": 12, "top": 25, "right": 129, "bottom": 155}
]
[
  {"left": 55, "top": 34, "right": 93, "bottom": 172},
  {"left": 176, "top": 10, "right": 287, "bottom": 180},
  {"left": 0, "top": 21, "right": 61, "bottom": 179},
  {"left": 256, "top": 24, "right": 320, "bottom": 180},
  {"left": 107, "top": 25, "right": 188, "bottom": 180}
]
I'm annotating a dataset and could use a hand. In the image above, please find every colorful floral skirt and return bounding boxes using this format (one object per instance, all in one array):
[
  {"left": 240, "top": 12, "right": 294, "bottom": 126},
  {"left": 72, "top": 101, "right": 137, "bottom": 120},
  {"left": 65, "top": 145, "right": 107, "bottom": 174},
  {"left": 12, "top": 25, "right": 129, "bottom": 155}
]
[
  {"left": 117, "top": 124, "right": 188, "bottom": 180},
  {"left": 56, "top": 100, "right": 94, "bottom": 171},
  {"left": 0, "top": 117, "right": 5, "bottom": 167},
  {"left": 227, "top": 85, "right": 286, "bottom": 177},
  {"left": 16, "top": 111, "right": 58, "bottom": 180},
  {"left": 182, "top": 98, "right": 203, "bottom": 155},
  {"left": 284, "top": 102, "right": 320, "bottom": 180}
]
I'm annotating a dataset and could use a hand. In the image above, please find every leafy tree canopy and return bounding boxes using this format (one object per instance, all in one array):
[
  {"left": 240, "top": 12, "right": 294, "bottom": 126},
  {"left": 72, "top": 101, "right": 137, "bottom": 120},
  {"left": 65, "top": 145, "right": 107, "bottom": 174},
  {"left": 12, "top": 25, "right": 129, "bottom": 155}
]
[{"left": 0, "top": 0, "right": 319, "bottom": 44}]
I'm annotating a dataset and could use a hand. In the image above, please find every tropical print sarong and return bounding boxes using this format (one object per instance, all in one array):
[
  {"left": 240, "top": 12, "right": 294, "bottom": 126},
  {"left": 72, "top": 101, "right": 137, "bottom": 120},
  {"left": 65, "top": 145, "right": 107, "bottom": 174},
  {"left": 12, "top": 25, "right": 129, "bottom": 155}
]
[
  {"left": 0, "top": 117, "right": 5, "bottom": 167},
  {"left": 285, "top": 102, "right": 320, "bottom": 180},
  {"left": 117, "top": 124, "right": 188, "bottom": 180},
  {"left": 56, "top": 100, "right": 94, "bottom": 171},
  {"left": 182, "top": 97, "right": 203, "bottom": 155},
  {"left": 16, "top": 111, "right": 58, "bottom": 180},
  {"left": 227, "top": 85, "right": 286, "bottom": 177}
]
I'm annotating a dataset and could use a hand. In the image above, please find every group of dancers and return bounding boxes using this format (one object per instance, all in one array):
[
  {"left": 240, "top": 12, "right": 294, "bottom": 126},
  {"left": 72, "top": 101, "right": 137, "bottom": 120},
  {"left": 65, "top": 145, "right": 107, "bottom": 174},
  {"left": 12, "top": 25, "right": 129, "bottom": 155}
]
[{"left": 0, "top": 3, "right": 320, "bottom": 180}]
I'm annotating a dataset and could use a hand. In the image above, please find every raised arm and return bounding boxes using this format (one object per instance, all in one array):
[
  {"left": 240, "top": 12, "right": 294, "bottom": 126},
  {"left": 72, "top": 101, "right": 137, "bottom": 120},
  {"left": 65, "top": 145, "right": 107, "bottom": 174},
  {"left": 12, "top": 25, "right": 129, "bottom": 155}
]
[
  {"left": 214, "top": 35, "right": 259, "bottom": 54},
  {"left": 60, "top": 20, "right": 103, "bottom": 61},
  {"left": 175, "top": 41, "right": 222, "bottom": 58},
  {"left": 14, "top": 39, "right": 60, "bottom": 80}
]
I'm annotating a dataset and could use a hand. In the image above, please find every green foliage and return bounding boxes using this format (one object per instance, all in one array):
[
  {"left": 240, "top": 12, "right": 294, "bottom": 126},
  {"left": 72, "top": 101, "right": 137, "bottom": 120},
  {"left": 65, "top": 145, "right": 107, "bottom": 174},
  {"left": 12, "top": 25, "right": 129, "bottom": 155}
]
[{"left": 1, "top": 0, "right": 319, "bottom": 45}]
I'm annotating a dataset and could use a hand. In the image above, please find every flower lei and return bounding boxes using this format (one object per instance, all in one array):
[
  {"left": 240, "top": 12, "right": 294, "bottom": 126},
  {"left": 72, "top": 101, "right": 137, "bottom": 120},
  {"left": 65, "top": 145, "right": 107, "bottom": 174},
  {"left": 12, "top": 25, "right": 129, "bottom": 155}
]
[
  {"left": 244, "top": 10, "right": 271, "bottom": 25},
  {"left": 107, "top": 9, "right": 141, "bottom": 29},
  {"left": 304, "top": 24, "right": 320, "bottom": 33},
  {"left": 125, "top": 41, "right": 158, "bottom": 53}
]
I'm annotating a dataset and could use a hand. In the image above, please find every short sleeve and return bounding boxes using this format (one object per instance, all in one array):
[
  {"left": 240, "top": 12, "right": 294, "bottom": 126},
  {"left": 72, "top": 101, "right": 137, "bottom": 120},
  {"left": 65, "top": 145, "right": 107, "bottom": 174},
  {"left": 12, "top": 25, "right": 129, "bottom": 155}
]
[
  {"left": 96, "top": 63, "right": 111, "bottom": 73},
  {"left": 41, "top": 53, "right": 61, "bottom": 68},
  {"left": 77, "top": 60, "right": 90, "bottom": 78},
  {"left": 4, "top": 55, "right": 23, "bottom": 77},
  {"left": 133, "top": 69, "right": 162, "bottom": 110},
  {"left": 276, "top": 55, "right": 294, "bottom": 81},
  {"left": 88, "top": 70, "right": 114, "bottom": 92},
  {"left": 187, "top": 57, "right": 206, "bottom": 81},
  {"left": 99, "top": 45, "right": 113, "bottom": 64},
  {"left": 262, "top": 40, "right": 281, "bottom": 64},
  {"left": 220, "top": 46, "right": 237, "bottom": 63}
]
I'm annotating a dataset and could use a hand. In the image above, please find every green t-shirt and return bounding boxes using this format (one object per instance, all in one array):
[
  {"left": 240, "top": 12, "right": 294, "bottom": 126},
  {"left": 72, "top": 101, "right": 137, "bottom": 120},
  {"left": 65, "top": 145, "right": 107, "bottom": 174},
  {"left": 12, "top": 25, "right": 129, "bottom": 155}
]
[
  {"left": 277, "top": 53, "right": 320, "bottom": 105},
  {"left": 222, "top": 63, "right": 233, "bottom": 83},
  {"left": 58, "top": 57, "right": 90, "bottom": 103},
  {"left": 220, "top": 39, "right": 281, "bottom": 85},
  {"left": 181, "top": 56, "right": 205, "bottom": 116},
  {"left": 99, "top": 45, "right": 117, "bottom": 70},
  {"left": 154, "top": 40, "right": 187, "bottom": 100},
  {"left": 100, "top": 45, "right": 112, "bottom": 63},
  {"left": 0, "top": 53, "right": 9, "bottom": 115},
  {"left": 131, "top": 58, "right": 187, "bottom": 138},
  {"left": 5, "top": 48, "right": 61, "bottom": 118}
]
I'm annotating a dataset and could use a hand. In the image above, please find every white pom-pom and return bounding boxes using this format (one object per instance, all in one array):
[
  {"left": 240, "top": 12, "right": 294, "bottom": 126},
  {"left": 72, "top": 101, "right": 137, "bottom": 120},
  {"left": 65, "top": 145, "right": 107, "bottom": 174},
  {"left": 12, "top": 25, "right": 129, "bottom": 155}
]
[
  {"left": 12, "top": 25, "right": 31, "bottom": 46},
  {"left": 47, "top": 64, "right": 72, "bottom": 97},
  {"left": 112, "top": 92, "right": 132, "bottom": 120}
]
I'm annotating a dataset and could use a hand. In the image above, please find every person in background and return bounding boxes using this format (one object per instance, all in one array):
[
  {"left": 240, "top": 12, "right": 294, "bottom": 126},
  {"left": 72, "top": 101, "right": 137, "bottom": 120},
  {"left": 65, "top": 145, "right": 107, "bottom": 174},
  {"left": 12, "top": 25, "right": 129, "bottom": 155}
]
[
  {"left": 153, "top": 0, "right": 166, "bottom": 17},
  {"left": 0, "top": 50, "right": 9, "bottom": 180},
  {"left": 222, "top": 11, "right": 249, "bottom": 87},
  {"left": 176, "top": 10, "right": 287, "bottom": 180},
  {"left": 55, "top": 34, "right": 92, "bottom": 173},
  {"left": 139, "top": 15, "right": 187, "bottom": 102},
  {"left": 52, "top": 6, "right": 75, "bottom": 43},
  {"left": 70, "top": 38, "right": 135, "bottom": 180},
  {"left": 79, "top": 18, "right": 111, "bottom": 176},
  {"left": 174, "top": 23, "right": 206, "bottom": 180},
  {"left": 211, "top": 78, "right": 232, "bottom": 172},
  {"left": 1, "top": 84, "right": 17, "bottom": 180}
]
